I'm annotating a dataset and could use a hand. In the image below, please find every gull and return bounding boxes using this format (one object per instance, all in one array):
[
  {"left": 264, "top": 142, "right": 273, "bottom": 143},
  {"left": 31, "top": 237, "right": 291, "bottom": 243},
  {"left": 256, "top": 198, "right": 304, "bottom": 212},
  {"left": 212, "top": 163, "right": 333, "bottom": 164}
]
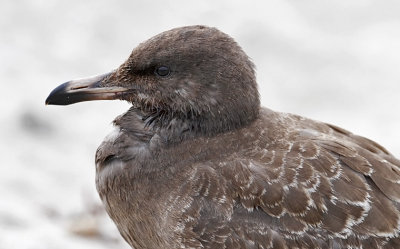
[{"left": 46, "top": 25, "right": 400, "bottom": 249}]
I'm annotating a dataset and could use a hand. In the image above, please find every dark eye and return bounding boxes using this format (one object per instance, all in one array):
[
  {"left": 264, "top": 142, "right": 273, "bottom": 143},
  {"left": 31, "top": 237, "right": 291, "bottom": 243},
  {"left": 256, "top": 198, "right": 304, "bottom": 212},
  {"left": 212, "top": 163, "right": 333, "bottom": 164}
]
[{"left": 155, "top": 66, "right": 170, "bottom": 77}]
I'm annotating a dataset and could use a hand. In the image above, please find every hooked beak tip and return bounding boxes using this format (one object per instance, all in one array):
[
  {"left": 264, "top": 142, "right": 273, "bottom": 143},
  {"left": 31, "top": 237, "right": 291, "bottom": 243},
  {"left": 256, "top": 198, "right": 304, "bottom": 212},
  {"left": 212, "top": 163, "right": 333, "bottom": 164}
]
[{"left": 45, "top": 71, "right": 130, "bottom": 106}]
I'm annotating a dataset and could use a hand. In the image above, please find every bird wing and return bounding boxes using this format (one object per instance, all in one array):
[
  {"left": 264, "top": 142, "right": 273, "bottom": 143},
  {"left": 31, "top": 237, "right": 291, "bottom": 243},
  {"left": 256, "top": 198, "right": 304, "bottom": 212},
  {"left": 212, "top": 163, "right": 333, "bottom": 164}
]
[{"left": 177, "top": 122, "right": 400, "bottom": 248}]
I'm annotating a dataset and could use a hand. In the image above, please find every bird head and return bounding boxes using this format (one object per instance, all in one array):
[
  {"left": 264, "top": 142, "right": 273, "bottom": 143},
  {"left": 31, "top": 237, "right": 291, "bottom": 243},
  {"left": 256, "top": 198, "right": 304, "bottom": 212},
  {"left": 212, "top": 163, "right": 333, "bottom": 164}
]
[{"left": 46, "top": 25, "right": 260, "bottom": 134}]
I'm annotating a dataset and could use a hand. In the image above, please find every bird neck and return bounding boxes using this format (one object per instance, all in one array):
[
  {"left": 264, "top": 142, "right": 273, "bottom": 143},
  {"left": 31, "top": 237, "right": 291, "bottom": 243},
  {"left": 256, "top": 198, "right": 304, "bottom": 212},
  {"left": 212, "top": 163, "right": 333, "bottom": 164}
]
[{"left": 115, "top": 105, "right": 260, "bottom": 143}]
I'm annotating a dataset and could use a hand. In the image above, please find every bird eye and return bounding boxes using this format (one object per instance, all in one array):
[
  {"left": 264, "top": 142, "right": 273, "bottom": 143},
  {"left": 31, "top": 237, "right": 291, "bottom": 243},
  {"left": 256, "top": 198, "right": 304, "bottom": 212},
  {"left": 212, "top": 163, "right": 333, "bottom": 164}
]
[{"left": 155, "top": 66, "right": 170, "bottom": 77}]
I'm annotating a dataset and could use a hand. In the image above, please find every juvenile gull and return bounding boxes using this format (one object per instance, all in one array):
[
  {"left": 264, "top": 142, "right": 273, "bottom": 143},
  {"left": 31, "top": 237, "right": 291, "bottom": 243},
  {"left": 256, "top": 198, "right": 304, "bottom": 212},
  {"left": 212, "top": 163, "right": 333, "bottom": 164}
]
[{"left": 46, "top": 25, "right": 400, "bottom": 248}]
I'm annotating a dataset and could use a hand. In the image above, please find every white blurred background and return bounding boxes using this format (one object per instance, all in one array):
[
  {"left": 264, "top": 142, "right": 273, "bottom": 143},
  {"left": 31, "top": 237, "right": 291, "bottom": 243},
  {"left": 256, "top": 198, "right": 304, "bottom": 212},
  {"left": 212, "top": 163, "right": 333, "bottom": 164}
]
[{"left": 1, "top": 1, "right": 400, "bottom": 248}]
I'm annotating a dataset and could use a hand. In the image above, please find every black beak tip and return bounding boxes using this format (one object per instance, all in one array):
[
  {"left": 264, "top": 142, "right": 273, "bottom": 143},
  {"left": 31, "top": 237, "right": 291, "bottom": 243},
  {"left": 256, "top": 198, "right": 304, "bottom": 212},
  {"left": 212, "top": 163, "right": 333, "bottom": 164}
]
[{"left": 45, "top": 82, "right": 72, "bottom": 106}]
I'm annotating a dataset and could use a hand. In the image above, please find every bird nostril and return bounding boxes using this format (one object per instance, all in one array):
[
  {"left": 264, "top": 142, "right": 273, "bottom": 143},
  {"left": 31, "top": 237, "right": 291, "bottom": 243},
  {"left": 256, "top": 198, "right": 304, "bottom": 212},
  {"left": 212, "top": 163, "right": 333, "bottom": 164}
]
[{"left": 70, "top": 85, "right": 89, "bottom": 90}]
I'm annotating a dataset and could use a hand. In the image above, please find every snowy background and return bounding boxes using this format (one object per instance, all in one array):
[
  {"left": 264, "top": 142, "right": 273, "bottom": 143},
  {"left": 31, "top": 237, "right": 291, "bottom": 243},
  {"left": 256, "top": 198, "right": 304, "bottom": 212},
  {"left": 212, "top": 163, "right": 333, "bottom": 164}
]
[{"left": 1, "top": 0, "right": 400, "bottom": 248}]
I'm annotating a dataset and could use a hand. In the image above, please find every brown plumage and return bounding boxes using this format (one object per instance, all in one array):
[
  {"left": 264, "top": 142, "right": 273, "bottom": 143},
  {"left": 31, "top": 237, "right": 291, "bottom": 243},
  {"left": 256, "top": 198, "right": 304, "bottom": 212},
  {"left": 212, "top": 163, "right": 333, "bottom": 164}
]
[{"left": 46, "top": 25, "right": 400, "bottom": 249}]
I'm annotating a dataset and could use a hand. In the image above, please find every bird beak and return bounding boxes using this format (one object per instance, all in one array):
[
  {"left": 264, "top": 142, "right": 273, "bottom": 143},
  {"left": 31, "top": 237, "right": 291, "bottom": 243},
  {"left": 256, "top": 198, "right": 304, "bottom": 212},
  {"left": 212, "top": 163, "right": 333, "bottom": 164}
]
[{"left": 45, "top": 71, "right": 130, "bottom": 105}]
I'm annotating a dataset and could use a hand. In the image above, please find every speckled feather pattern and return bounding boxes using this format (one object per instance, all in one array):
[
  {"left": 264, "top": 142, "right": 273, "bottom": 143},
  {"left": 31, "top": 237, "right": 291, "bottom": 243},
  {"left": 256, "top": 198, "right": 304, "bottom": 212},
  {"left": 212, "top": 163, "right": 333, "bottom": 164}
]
[{"left": 96, "top": 108, "right": 400, "bottom": 249}]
